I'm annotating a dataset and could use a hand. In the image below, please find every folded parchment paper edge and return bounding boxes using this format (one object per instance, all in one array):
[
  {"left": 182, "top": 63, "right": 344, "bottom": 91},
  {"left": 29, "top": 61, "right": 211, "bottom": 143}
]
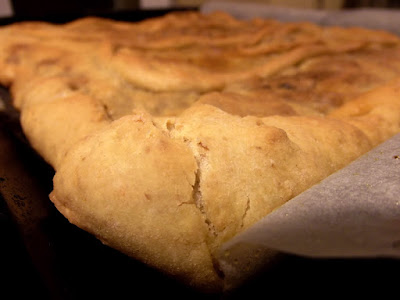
[{"left": 218, "top": 133, "right": 400, "bottom": 290}]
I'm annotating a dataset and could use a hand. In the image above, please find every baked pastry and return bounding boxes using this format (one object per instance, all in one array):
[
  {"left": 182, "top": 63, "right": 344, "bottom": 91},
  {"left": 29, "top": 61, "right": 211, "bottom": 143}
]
[{"left": 1, "top": 11, "right": 400, "bottom": 292}]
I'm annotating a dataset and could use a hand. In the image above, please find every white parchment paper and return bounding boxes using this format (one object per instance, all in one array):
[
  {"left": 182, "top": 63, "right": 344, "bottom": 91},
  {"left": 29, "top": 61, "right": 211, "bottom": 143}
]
[{"left": 218, "top": 133, "right": 400, "bottom": 289}]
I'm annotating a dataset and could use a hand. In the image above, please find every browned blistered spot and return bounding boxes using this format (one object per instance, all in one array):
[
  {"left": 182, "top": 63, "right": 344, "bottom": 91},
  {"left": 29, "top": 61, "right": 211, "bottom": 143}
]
[
  {"left": 159, "top": 138, "right": 170, "bottom": 151},
  {"left": 5, "top": 54, "right": 20, "bottom": 64},
  {"left": 111, "top": 43, "right": 124, "bottom": 55},
  {"left": 278, "top": 82, "right": 295, "bottom": 90},
  {"left": 144, "top": 145, "right": 151, "bottom": 153},
  {"left": 67, "top": 76, "right": 88, "bottom": 91},
  {"left": 166, "top": 120, "right": 175, "bottom": 131},
  {"left": 144, "top": 193, "right": 151, "bottom": 200},
  {"left": 198, "top": 141, "right": 209, "bottom": 151},
  {"left": 67, "top": 81, "right": 80, "bottom": 91},
  {"left": 5, "top": 44, "right": 30, "bottom": 64},
  {"left": 37, "top": 58, "right": 59, "bottom": 66},
  {"left": 11, "top": 43, "right": 30, "bottom": 51}
]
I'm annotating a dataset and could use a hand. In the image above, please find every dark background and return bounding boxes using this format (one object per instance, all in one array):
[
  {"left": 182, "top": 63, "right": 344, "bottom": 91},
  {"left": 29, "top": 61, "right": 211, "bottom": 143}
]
[{"left": 7, "top": 0, "right": 400, "bottom": 21}]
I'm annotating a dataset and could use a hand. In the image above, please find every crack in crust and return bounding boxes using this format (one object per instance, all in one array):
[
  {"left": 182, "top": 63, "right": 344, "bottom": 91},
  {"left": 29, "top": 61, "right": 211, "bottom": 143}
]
[
  {"left": 153, "top": 117, "right": 219, "bottom": 240},
  {"left": 192, "top": 155, "right": 218, "bottom": 238},
  {"left": 240, "top": 196, "right": 251, "bottom": 229},
  {"left": 190, "top": 147, "right": 226, "bottom": 281}
]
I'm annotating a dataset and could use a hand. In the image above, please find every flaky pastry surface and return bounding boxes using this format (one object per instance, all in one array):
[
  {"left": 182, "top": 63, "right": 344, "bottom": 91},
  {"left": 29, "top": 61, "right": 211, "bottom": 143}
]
[{"left": 1, "top": 11, "right": 400, "bottom": 292}]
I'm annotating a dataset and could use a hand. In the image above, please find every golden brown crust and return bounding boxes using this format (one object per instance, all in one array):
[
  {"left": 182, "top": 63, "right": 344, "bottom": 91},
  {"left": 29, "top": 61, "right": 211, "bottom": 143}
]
[
  {"left": 1, "top": 11, "right": 400, "bottom": 292},
  {"left": 20, "top": 94, "right": 110, "bottom": 168},
  {"left": 50, "top": 112, "right": 222, "bottom": 291}
]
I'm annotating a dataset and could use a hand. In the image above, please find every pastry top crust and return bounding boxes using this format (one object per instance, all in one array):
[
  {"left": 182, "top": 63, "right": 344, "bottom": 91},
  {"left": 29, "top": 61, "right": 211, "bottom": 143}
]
[
  {"left": 1, "top": 11, "right": 400, "bottom": 292},
  {"left": 2, "top": 11, "right": 399, "bottom": 167}
]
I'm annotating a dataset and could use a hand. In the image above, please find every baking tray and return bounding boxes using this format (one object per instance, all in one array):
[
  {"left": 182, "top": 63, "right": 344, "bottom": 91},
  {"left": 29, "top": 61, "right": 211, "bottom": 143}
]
[{"left": 1, "top": 8, "right": 400, "bottom": 299}]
